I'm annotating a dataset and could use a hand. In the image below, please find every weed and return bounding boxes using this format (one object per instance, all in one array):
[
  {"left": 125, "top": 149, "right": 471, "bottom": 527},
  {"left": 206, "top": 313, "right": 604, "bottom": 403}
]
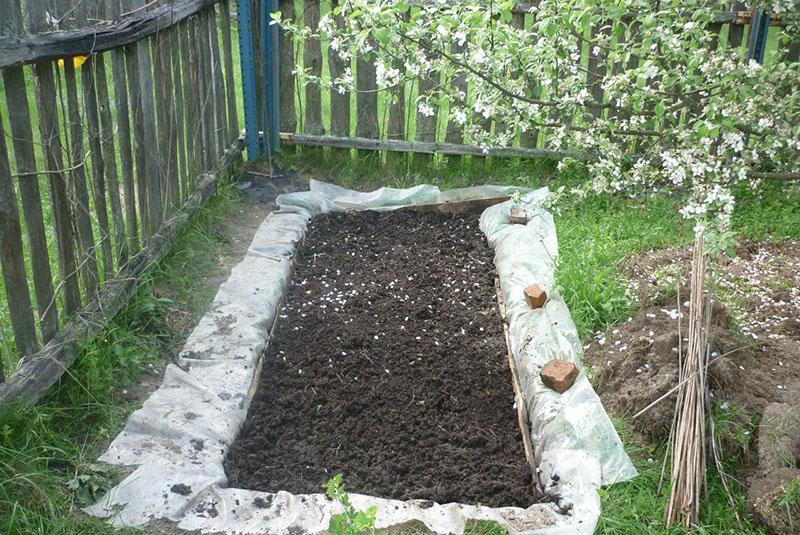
[
  {"left": 778, "top": 478, "right": 800, "bottom": 530},
  {"left": 463, "top": 519, "right": 508, "bottom": 535},
  {"left": 324, "top": 474, "right": 381, "bottom": 535},
  {"left": 711, "top": 401, "right": 757, "bottom": 464}
]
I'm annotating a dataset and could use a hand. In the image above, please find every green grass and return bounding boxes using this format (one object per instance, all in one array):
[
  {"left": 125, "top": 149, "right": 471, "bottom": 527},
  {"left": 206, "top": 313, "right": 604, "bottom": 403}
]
[
  {"left": 596, "top": 421, "right": 765, "bottom": 535},
  {"left": 0, "top": 179, "right": 239, "bottom": 534}
]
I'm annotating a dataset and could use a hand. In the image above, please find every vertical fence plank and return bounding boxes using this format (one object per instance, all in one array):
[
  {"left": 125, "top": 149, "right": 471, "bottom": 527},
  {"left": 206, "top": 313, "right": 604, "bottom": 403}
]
[
  {"left": 24, "top": 0, "right": 81, "bottom": 318},
  {"left": 197, "top": 13, "right": 214, "bottom": 168},
  {"left": 83, "top": 56, "right": 115, "bottom": 279},
  {"left": 163, "top": 25, "right": 179, "bottom": 208},
  {"left": 94, "top": 54, "right": 129, "bottom": 265},
  {"left": 64, "top": 60, "right": 101, "bottom": 295},
  {"left": 182, "top": 19, "right": 200, "bottom": 177},
  {"left": 586, "top": 24, "right": 609, "bottom": 119},
  {"left": 328, "top": 0, "right": 350, "bottom": 137},
  {"left": 386, "top": 9, "right": 409, "bottom": 149},
  {"left": 415, "top": 73, "right": 438, "bottom": 164},
  {"left": 728, "top": 2, "right": 746, "bottom": 49},
  {"left": 141, "top": 37, "right": 163, "bottom": 234},
  {"left": 303, "top": 0, "right": 324, "bottom": 134},
  {"left": 220, "top": 0, "right": 240, "bottom": 140},
  {"left": 510, "top": 12, "right": 537, "bottom": 148},
  {"left": 386, "top": 81, "right": 406, "bottom": 141},
  {"left": 169, "top": 26, "right": 188, "bottom": 201},
  {"left": 268, "top": 0, "right": 280, "bottom": 152},
  {"left": 279, "top": 0, "right": 297, "bottom": 133},
  {"left": 251, "top": 0, "right": 264, "bottom": 131},
  {"left": 154, "top": 29, "right": 176, "bottom": 214},
  {"left": 2, "top": 0, "right": 60, "bottom": 341},
  {"left": 443, "top": 37, "right": 466, "bottom": 147},
  {"left": 108, "top": 21, "right": 138, "bottom": 251},
  {"left": 0, "top": 108, "right": 38, "bottom": 371},
  {"left": 209, "top": 7, "right": 228, "bottom": 152},
  {"left": 126, "top": 41, "right": 150, "bottom": 238}
]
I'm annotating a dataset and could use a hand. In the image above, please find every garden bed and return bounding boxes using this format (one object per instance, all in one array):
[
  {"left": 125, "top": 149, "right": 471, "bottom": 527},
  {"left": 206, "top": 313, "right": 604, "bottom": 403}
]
[{"left": 224, "top": 209, "right": 534, "bottom": 507}]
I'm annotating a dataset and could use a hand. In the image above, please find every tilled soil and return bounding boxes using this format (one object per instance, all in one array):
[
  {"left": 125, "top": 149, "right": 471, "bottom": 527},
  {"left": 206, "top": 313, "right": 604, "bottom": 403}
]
[{"left": 224, "top": 210, "right": 534, "bottom": 507}]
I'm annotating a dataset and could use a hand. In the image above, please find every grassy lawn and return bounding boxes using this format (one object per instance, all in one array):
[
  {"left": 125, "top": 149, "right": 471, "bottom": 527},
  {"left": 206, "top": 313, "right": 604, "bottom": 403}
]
[{"left": 0, "top": 179, "right": 242, "bottom": 534}]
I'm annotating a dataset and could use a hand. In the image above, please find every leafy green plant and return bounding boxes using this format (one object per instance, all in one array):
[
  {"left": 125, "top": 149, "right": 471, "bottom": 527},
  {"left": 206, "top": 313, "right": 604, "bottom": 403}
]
[
  {"left": 778, "top": 478, "right": 800, "bottom": 530},
  {"left": 324, "top": 474, "right": 381, "bottom": 535}
]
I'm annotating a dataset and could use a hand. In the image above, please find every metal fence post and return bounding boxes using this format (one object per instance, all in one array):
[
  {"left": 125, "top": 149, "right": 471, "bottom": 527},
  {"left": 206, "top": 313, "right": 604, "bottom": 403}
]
[
  {"left": 238, "top": 0, "right": 261, "bottom": 159},
  {"left": 747, "top": 10, "right": 770, "bottom": 64},
  {"left": 261, "top": 0, "right": 280, "bottom": 159}
]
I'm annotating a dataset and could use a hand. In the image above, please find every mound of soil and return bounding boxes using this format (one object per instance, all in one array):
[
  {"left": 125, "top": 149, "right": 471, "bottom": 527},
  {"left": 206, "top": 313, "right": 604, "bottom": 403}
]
[
  {"left": 224, "top": 210, "right": 535, "bottom": 508},
  {"left": 584, "top": 239, "right": 800, "bottom": 532}
]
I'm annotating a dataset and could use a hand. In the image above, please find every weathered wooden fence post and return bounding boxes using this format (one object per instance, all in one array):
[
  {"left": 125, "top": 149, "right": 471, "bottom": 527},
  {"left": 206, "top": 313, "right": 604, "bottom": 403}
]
[
  {"left": 2, "top": 0, "right": 60, "bottom": 342},
  {"left": 0, "top": 109, "right": 38, "bottom": 374}
]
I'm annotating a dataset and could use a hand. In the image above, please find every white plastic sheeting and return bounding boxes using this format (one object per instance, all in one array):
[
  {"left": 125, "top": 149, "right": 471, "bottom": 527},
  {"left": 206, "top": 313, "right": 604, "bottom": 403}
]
[{"left": 86, "top": 180, "right": 636, "bottom": 534}]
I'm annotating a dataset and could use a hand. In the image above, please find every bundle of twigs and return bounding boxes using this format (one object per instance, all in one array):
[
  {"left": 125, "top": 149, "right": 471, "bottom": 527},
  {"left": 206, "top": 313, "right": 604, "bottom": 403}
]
[{"left": 665, "top": 233, "right": 711, "bottom": 528}]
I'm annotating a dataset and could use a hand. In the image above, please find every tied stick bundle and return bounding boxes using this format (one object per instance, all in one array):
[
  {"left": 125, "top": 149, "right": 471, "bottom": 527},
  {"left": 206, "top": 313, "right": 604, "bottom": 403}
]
[{"left": 665, "top": 233, "right": 711, "bottom": 527}]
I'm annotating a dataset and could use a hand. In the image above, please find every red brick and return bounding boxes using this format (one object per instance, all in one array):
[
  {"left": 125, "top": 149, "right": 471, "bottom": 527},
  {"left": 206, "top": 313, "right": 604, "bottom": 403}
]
[
  {"left": 540, "top": 359, "right": 579, "bottom": 393},
  {"left": 524, "top": 284, "right": 547, "bottom": 309}
]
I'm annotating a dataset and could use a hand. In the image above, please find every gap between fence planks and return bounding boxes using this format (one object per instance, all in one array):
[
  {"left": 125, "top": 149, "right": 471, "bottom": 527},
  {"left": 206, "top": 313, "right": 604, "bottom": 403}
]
[
  {"left": 0, "top": 136, "right": 245, "bottom": 408},
  {"left": 494, "top": 277, "right": 544, "bottom": 501}
]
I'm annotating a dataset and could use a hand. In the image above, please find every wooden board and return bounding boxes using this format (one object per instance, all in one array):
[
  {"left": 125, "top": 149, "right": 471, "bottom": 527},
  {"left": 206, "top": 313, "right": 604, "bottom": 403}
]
[
  {"left": 0, "top": 0, "right": 224, "bottom": 67},
  {"left": 280, "top": 132, "right": 591, "bottom": 160}
]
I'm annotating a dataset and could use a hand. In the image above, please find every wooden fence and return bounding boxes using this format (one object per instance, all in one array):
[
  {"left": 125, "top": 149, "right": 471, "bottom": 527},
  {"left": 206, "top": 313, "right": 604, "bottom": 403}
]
[
  {"left": 274, "top": 1, "right": 799, "bottom": 160},
  {"left": 0, "top": 0, "right": 241, "bottom": 403}
]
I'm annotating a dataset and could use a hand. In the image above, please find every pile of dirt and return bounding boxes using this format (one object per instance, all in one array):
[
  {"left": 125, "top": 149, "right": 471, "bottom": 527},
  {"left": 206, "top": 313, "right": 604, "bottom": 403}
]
[
  {"left": 224, "top": 210, "right": 535, "bottom": 508},
  {"left": 583, "top": 239, "right": 800, "bottom": 532}
]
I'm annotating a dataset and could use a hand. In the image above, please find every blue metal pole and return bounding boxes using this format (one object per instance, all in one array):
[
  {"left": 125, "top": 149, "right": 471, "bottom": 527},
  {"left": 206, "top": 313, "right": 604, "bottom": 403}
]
[
  {"left": 260, "top": 0, "right": 269, "bottom": 158},
  {"left": 744, "top": 10, "right": 770, "bottom": 148},
  {"left": 261, "top": 0, "right": 280, "bottom": 159},
  {"left": 270, "top": 0, "right": 281, "bottom": 153},
  {"left": 237, "top": 0, "right": 261, "bottom": 160},
  {"left": 747, "top": 10, "right": 770, "bottom": 64}
]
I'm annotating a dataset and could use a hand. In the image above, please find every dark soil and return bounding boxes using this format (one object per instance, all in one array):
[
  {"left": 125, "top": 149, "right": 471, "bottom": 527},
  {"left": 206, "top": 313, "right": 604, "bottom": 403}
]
[{"left": 224, "top": 210, "right": 534, "bottom": 508}]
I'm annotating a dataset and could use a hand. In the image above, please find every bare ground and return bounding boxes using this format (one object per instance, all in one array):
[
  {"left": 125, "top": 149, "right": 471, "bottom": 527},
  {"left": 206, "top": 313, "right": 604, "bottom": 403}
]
[{"left": 583, "top": 239, "right": 800, "bottom": 533}]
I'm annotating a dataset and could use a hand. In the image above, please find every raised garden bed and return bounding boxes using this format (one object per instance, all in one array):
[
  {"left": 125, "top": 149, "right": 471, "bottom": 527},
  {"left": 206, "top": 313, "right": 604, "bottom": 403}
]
[{"left": 224, "top": 209, "right": 535, "bottom": 508}]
